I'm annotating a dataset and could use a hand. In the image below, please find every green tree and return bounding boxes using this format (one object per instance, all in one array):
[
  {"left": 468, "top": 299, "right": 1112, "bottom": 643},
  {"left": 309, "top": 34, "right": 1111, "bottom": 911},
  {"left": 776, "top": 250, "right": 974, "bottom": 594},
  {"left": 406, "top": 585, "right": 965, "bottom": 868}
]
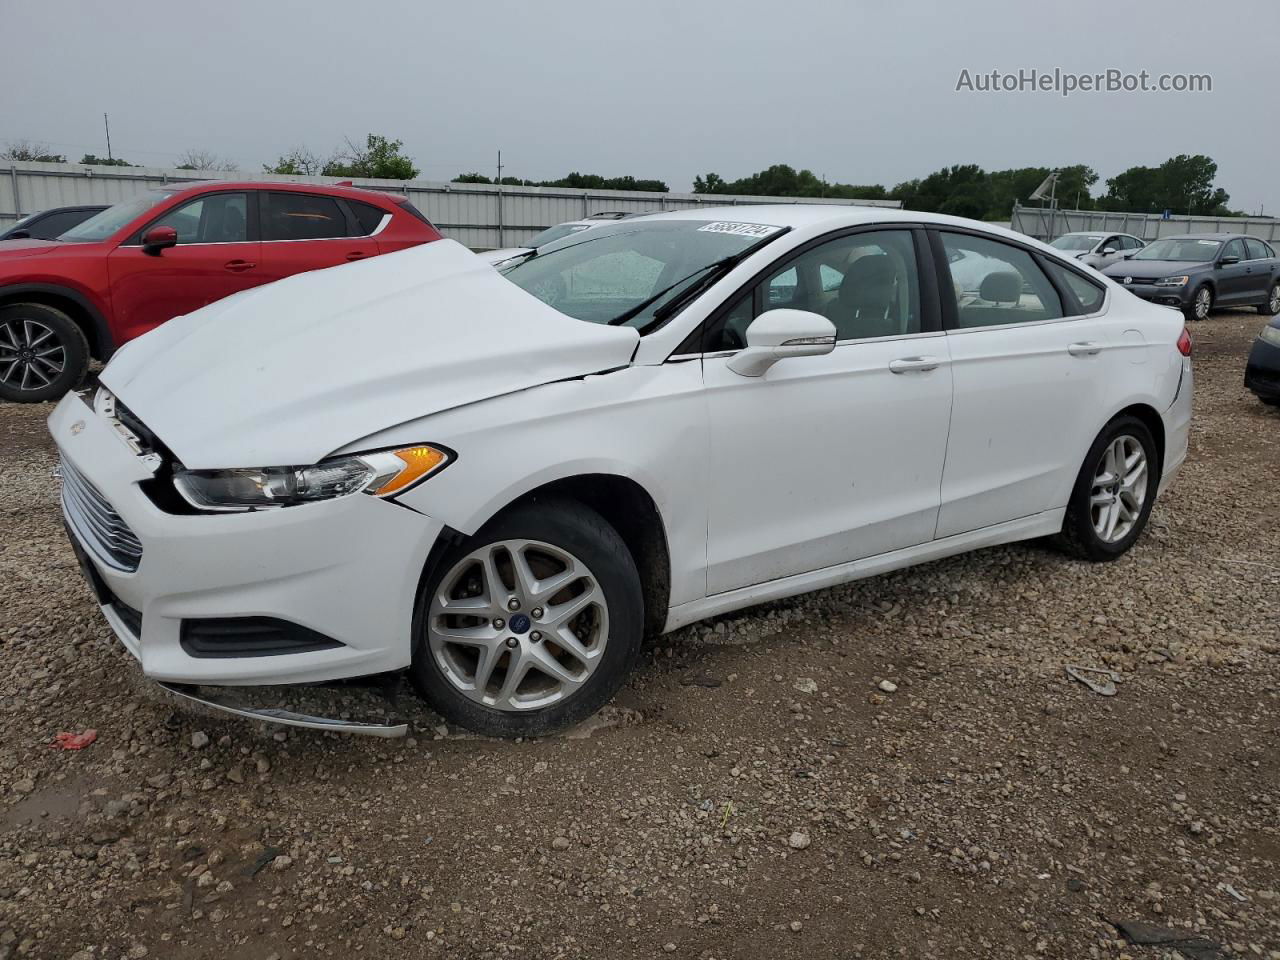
[
  {"left": 453, "top": 172, "right": 492, "bottom": 183},
  {"left": 323, "top": 135, "right": 418, "bottom": 180},
  {"left": 1, "top": 140, "right": 66, "bottom": 162},
  {"left": 79, "top": 154, "right": 134, "bottom": 167},
  {"left": 1099, "top": 155, "right": 1231, "bottom": 216},
  {"left": 693, "top": 172, "right": 727, "bottom": 194},
  {"left": 891, "top": 164, "right": 991, "bottom": 219},
  {"left": 263, "top": 147, "right": 323, "bottom": 176}
]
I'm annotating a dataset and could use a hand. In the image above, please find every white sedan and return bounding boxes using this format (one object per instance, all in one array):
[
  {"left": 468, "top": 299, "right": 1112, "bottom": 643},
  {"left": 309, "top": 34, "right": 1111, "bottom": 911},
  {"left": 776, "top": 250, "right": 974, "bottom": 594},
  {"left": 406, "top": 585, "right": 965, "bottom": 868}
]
[{"left": 51, "top": 205, "right": 1193, "bottom": 738}]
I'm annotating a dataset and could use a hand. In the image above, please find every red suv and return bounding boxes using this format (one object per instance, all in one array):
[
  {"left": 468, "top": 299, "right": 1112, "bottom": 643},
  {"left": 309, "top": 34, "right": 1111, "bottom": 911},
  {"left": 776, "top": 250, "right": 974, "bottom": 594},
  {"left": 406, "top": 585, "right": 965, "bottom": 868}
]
[{"left": 0, "top": 181, "right": 442, "bottom": 401}]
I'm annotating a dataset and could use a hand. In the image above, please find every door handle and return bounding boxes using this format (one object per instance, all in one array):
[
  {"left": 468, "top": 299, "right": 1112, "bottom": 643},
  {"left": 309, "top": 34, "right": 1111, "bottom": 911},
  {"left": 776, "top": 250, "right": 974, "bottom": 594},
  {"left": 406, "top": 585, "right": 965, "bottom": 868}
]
[
  {"left": 888, "top": 356, "right": 941, "bottom": 374},
  {"left": 1067, "top": 341, "right": 1102, "bottom": 357},
  {"left": 224, "top": 259, "right": 256, "bottom": 272},
  {"left": 346, "top": 251, "right": 368, "bottom": 262}
]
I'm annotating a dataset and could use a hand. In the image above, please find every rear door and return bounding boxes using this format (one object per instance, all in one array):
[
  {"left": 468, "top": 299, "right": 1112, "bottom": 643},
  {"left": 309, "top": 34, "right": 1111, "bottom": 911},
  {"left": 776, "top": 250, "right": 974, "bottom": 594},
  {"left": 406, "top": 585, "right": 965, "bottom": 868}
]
[
  {"left": 1243, "top": 238, "right": 1276, "bottom": 303},
  {"left": 106, "top": 190, "right": 261, "bottom": 343},
  {"left": 1216, "top": 239, "right": 1251, "bottom": 304},
  {"left": 932, "top": 229, "right": 1114, "bottom": 538},
  {"left": 257, "top": 191, "right": 379, "bottom": 282}
]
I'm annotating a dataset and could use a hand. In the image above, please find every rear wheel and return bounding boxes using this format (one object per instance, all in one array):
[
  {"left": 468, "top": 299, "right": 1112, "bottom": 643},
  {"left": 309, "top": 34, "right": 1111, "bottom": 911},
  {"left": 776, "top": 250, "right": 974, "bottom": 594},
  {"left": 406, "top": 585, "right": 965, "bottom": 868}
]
[
  {"left": 410, "top": 498, "right": 644, "bottom": 738},
  {"left": 0, "top": 303, "right": 89, "bottom": 403},
  {"left": 1056, "top": 415, "right": 1159, "bottom": 562},
  {"left": 1258, "top": 282, "right": 1280, "bottom": 316},
  {"left": 1184, "top": 284, "right": 1212, "bottom": 322}
]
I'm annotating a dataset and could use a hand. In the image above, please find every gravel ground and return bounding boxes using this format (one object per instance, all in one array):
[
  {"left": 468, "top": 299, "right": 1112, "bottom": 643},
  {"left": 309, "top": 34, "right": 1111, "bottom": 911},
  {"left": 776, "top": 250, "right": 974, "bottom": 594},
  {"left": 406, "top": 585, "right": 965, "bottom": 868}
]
[{"left": 1, "top": 310, "right": 1277, "bottom": 960}]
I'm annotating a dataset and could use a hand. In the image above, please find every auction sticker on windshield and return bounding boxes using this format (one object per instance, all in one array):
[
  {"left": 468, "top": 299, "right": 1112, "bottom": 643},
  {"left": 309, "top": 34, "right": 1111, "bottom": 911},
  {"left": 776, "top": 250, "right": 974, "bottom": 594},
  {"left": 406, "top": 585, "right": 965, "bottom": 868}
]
[{"left": 697, "top": 221, "right": 783, "bottom": 238}]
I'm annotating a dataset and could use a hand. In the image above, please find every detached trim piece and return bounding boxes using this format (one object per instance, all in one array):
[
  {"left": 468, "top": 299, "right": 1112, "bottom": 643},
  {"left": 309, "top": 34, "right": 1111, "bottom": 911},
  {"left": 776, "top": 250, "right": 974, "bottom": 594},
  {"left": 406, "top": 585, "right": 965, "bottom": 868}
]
[
  {"left": 180, "top": 617, "right": 345, "bottom": 659},
  {"left": 157, "top": 682, "right": 407, "bottom": 738}
]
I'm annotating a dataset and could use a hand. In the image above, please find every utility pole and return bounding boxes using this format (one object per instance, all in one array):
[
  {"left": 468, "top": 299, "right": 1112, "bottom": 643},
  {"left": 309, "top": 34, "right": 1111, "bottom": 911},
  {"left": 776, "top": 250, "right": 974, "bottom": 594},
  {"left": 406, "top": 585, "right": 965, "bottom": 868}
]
[
  {"left": 496, "top": 149, "right": 504, "bottom": 249},
  {"left": 103, "top": 113, "right": 112, "bottom": 161}
]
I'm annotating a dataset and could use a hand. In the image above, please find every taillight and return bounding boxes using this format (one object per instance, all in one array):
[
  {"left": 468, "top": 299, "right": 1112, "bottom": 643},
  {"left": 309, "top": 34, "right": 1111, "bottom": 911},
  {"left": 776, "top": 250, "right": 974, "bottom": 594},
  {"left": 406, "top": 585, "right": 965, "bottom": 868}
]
[{"left": 1177, "top": 327, "right": 1192, "bottom": 357}]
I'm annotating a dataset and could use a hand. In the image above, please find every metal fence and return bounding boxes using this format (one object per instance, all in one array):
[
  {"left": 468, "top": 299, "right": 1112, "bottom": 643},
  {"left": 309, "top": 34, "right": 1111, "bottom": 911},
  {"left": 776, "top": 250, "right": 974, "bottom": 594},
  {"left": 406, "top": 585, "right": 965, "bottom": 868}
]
[
  {"left": 0, "top": 160, "right": 900, "bottom": 250},
  {"left": 1012, "top": 201, "right": 1280, "bottom": 244}
]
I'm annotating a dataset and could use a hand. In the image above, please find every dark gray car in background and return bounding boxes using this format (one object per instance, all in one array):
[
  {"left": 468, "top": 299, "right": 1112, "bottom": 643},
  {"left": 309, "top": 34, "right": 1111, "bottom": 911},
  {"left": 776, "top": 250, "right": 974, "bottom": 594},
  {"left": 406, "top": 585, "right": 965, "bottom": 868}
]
[{"left": 1100, "top": 233, "right": 1280, "bottom": 322}]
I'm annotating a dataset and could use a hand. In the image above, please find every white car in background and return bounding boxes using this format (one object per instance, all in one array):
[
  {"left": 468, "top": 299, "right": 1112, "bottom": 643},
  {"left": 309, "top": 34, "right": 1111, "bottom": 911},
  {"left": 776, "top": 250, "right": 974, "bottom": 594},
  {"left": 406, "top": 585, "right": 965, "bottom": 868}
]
[
  {"left": 51, "top": 206, "right": 1193, "bottom": 739},
  {"left": 483, "top": 211, "right": 648, "bottom": 265},
  {"left": 1049, "top": 231, "right": 1146, "bottom": 269}
]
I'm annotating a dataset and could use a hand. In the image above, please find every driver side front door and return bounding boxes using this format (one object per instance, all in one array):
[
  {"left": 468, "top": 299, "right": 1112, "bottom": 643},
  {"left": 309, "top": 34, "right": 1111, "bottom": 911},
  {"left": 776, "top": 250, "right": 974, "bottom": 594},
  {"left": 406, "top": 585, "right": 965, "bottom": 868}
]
[{"left": 700, "top": 227, "right": 953, "bottom": 595}]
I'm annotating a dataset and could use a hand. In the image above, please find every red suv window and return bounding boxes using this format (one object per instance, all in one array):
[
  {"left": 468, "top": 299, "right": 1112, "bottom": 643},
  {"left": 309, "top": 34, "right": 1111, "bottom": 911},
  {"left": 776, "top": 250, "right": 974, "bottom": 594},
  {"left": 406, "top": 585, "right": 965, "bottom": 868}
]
[{"left": 264, "top": 193, "right": 349, "bottom": 241}]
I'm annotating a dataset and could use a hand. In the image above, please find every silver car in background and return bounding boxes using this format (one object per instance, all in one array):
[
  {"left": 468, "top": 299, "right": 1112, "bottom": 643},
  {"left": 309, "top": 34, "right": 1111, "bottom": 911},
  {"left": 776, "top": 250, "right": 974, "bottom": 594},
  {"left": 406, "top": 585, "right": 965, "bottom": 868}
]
[{"left": 1050, "top": 231, "right": 1146, "bottom": 269}]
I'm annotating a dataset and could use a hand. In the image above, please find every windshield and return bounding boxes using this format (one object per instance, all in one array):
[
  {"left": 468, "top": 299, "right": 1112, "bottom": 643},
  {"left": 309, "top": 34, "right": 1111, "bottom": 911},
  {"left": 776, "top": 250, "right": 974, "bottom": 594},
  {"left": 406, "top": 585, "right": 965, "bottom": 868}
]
[
  {"left": 524, "top": 223, "right": 593, "bottom": 248},
  {"left": 58, "top": 191, "right": 172, "bottom": 243},
  {"left": 1132, "top": 237, "right": 1221, "bottom": 262},
  {"left": 501, "top": 219, "right": 786, "bottom": 328},
  {"left": 1050, "top": 235, "right": 1103, "bottom": 251}
]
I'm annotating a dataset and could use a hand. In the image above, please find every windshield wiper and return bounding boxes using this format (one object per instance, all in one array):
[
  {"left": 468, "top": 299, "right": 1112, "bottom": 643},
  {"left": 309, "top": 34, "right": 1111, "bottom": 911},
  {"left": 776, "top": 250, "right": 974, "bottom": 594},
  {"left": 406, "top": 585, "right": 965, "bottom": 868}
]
[
  {"left": 609, "top": 228, "right": 791, "bottom": 331},
  {"left": 607, "top": 261, "right": 726, "bottom": 328}
]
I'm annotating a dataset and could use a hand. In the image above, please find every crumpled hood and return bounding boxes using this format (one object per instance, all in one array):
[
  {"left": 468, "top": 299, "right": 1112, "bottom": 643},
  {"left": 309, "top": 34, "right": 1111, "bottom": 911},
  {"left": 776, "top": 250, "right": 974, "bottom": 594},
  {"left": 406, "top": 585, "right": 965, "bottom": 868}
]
[
  {"left": 102, "top": 239, "right": 639, "bottom": 469},
  {"left": 1102, "top": 258, "right": 1208, "bottom": 280}
]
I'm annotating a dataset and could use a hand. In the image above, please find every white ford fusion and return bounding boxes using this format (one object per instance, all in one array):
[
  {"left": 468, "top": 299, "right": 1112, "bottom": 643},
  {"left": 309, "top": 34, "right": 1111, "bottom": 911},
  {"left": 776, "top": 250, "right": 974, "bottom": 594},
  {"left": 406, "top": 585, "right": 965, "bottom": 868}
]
[{"left": 50, "top": 205, "right": 1193, "bottom": 738}]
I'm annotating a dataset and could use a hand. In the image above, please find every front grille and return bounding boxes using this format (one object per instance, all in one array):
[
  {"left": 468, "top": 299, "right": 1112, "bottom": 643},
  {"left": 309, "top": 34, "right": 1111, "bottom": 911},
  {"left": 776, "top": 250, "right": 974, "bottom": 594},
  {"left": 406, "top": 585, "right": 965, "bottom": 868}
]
[
  {"left": 60, "top": 456, "right": 143, "bottom": 572},
  {"left": 181, "top": 617, "right": 345, "bottom": 658}
]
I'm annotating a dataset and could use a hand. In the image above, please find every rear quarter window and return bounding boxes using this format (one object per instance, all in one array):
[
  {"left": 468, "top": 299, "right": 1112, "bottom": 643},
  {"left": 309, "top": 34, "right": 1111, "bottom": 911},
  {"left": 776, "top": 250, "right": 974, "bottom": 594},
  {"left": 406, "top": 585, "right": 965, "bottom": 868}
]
[
  {"left": 349, "top": 200, "right": 390, "bottom": 235},
  {"left": 1043, "top": 259, "right": 1105, "bottom": 314}
]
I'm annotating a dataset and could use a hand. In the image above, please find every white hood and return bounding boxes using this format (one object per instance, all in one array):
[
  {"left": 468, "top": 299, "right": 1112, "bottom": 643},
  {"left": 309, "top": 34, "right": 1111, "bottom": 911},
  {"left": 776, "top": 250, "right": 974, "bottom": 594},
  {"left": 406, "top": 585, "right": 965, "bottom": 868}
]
[{"left": 102, "top": 240, "right": 639, "bottom": 469}]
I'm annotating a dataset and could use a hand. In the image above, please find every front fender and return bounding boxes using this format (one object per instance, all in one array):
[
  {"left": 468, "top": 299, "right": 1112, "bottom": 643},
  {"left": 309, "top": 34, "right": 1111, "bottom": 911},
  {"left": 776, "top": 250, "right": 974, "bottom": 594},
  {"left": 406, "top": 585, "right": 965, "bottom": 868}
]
[{"left": 347, "top": 363, "right": 710, "bottom": 607}]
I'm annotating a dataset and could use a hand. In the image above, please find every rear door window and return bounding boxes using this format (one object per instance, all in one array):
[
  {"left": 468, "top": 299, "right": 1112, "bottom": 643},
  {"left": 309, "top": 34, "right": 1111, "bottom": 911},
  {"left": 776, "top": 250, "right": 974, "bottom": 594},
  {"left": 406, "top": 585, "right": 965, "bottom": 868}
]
[
  {"left": 1244, "top": 238, "right": 1270, "bottom": 260},
  {"left": 263, "top": 192, "right": 350, "bottom": 241},
  {"left": 940, "top": 232, "right": 1064, "bottom": 328}
]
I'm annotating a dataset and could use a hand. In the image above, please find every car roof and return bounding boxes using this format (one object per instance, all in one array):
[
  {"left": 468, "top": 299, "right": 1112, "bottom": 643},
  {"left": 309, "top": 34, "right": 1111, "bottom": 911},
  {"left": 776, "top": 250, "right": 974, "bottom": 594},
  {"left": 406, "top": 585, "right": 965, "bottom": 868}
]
[{"left": 1167, "top": 232, "right": 1235, "bottom": 240}]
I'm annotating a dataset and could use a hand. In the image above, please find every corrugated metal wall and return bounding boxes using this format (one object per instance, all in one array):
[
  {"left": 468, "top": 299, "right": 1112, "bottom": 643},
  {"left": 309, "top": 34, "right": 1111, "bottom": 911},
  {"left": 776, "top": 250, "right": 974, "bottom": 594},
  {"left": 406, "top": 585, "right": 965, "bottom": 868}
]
[
  {"left": 0, "top": 161, "right": 901, "bottom": 250},
  {"left": 1012, "top": 201, "right": 1280, "bottom": 243}
]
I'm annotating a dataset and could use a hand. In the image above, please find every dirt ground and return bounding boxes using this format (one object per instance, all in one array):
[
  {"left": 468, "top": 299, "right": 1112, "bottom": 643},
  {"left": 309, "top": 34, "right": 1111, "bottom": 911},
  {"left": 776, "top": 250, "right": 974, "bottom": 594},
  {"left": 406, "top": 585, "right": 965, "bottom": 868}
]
[{"left": 1, "top": 310, "right": 1277, "bottom": 960}]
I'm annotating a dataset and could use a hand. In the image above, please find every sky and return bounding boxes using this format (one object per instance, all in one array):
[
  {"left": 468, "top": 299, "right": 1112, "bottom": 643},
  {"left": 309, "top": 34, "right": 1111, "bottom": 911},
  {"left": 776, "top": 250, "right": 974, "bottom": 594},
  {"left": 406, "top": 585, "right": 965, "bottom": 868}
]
[{"left": 2, "top": 0, "right": 1275, "bottom": 214}]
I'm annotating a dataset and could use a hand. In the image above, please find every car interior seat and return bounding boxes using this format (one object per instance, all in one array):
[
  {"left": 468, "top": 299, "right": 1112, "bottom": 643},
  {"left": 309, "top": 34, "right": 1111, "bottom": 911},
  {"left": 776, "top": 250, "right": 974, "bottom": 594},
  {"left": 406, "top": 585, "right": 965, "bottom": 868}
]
[{"left": 827, "top": 254, "right": 901, "bottom": 339}]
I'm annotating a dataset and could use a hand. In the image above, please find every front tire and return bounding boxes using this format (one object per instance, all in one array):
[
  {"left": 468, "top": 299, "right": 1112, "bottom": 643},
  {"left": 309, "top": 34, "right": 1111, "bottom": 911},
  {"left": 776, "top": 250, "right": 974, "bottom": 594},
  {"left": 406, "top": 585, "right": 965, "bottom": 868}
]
[
  {"left": 0, "top": 303, "right": 89, "bottom": 403},
  {"left": 1056, "top": 416, "right": 1160, "bottom": 562},
  {"left": 410, "top": 498, "right": 644, "bottom": 738},
  {"left": 1258, "top": 282, "right": 1280, "bottom": 316},
  {"left": 1184, "top": 284, "right": 1212, "bottom": 322}
]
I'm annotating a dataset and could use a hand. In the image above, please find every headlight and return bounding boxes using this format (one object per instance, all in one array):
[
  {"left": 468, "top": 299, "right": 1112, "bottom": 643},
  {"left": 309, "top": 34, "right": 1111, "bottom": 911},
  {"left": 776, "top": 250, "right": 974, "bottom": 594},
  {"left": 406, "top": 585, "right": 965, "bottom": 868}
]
[
  {"left": 173, "top": 445, "right": 451, "bottom": 512},
  {"left": 1260, "top": 325, "right": 1280, "bottom": 347},
  {"left": 1155, "top": 275, "right": 1190, "bottom": 287}
]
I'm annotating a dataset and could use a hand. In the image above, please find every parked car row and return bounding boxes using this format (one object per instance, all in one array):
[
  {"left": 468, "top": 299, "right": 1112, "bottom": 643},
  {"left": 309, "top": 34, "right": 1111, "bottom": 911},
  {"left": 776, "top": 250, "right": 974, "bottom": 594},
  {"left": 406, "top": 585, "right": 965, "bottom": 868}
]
[
  {"left": 49, "top": 203, "right": 1194, "bottom": 737},
  {"left": 0, "top": 181, "right": 441, "bottom": 401}
]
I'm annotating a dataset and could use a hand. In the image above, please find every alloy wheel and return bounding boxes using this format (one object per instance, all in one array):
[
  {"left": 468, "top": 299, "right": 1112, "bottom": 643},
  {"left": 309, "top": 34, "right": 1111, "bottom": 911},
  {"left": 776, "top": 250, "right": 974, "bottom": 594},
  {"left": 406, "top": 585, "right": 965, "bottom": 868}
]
[
  {"left": 1194, "top": 287, "right": 1211, "bottom": 320},
  {"left": 0, "top": 318, "right": 65, "bottom": 392},
  {"left": 1270, "top": 284, "right": 1280, "bottom": 313},
  {"left": 427, "top": 539, "right": 609, "bottom": 712},
  {"left": 1089, "top": 435, "right": 1148, "bottom": 543}
]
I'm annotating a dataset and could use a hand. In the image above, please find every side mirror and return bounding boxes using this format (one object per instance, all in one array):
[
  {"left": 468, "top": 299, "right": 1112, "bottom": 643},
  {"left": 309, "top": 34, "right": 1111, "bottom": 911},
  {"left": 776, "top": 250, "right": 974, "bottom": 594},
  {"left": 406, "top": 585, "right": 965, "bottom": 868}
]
[
  {"left": 726, "top": 309, "right": 836, "bottom": 378},
  {"left": 7, "top": 229, "right": 31, "bottom": 240},
  {"left": 141, "top": 225, "right": 178, "bottom": 255},
  {"left": 1219, "top": 255, "right": 1240, "bottom": 266}
]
